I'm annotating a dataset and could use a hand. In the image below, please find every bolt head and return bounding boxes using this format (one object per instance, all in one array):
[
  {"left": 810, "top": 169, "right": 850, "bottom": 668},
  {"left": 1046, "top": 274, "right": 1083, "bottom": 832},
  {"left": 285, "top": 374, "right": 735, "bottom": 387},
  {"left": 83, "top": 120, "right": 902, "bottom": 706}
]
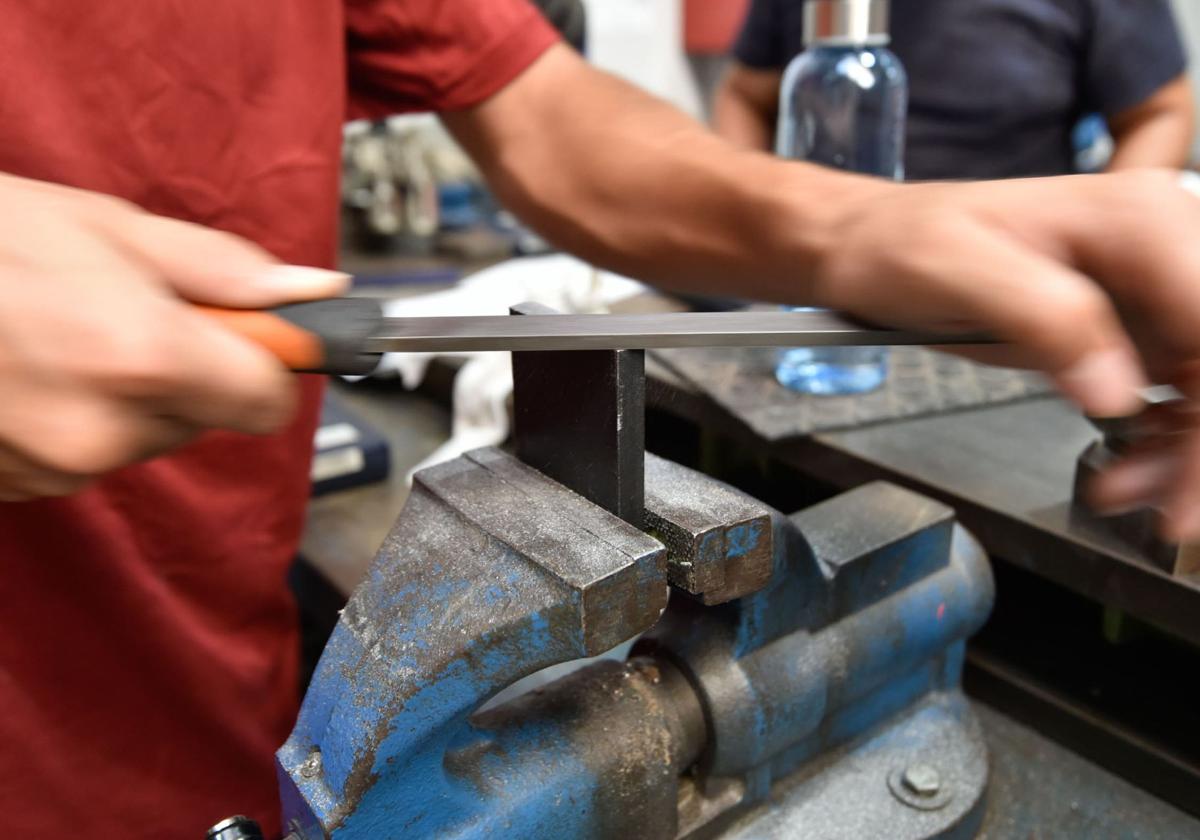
[
  {"left": 901, "top": 763, "right": 941, "bottom": 797},
  {"left": 299, "top": 750, "right": 322, "bottom": 779}
]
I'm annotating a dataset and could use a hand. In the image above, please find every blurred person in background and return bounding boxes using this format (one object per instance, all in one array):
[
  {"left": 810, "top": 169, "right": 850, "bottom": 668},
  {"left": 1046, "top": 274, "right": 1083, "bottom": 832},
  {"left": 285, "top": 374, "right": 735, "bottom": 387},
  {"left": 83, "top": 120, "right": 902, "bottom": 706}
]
[{"left": 715, "top": 0, "right": 1195, "bottom": 176}]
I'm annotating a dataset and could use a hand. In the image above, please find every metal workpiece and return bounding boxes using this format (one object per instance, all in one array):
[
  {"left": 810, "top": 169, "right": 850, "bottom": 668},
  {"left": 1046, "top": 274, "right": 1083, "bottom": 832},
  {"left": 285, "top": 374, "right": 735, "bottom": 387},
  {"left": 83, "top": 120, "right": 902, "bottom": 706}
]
[
  {"left": 363, "top": 309, "right": 995, "bottom": 354},
  {"left": 511, "top": 302, "right": 646, "bottom": 527},
  {"left": 277, "top": 447, "right": 667, "bottom": 838},
  {"left": 644, "top": 454, "right": 774, "bottom": 604}
]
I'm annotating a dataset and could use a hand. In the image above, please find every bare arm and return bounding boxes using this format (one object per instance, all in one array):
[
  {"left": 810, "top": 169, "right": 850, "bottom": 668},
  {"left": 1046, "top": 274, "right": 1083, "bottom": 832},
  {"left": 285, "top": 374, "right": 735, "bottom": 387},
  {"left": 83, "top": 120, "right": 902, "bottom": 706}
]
[
  {"left": 444, "top": 46, "right": 845, "bottom": 303},
  {"left": 444, "top": 44, "right": 1200, "bottom": 538},
  {"left": 1107, "top": 75, "right": 1196, "bottom": 170},
  {"left": 712, "top": 63, "right": 783, "bottom": 151}
]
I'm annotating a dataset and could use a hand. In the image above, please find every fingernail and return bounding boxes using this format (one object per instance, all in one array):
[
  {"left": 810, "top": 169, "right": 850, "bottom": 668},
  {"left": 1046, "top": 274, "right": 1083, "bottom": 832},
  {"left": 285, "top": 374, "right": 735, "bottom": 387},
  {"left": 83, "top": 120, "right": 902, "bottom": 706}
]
[
  {"left": 1059, "top": 349, "right": 1146, "bottom": 418},
  {"left": 254, "top": 265, "right": 352, "bottom": 297},
  {"left": 1091, "top": 452, "right": 1178, "bottom": 512}
]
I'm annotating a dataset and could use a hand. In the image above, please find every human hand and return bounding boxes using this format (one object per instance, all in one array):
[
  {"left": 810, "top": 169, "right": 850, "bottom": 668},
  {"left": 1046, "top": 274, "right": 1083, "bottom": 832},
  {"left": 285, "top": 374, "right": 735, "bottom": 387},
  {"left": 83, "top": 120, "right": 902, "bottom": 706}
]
[
  {"left": 809, "top": 168, "right": 1200, "bottom": 540},
  {"left": 0, "top": 174, "right": 347, "bottom": 501}
]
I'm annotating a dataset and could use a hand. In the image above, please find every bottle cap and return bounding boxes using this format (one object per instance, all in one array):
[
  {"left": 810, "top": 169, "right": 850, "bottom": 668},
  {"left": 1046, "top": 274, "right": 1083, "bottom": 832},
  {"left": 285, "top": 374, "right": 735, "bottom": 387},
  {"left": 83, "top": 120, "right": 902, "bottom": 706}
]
[{"left": 804, "top": 0, "right": 890, "bottom": 46}]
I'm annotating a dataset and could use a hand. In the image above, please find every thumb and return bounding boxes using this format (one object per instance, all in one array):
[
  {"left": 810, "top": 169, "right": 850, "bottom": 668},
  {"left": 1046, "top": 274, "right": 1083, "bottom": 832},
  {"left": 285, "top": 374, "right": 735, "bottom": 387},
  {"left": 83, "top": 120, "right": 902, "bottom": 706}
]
[{"left": 92, "top": 207, "right": 349, "bottom": 307}]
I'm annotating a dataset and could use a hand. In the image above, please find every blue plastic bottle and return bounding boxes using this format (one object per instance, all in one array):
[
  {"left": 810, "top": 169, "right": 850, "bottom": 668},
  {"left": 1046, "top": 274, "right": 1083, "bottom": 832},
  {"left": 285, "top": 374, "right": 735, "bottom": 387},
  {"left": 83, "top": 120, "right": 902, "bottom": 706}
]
[{"left": 775, "top": 0, "right": 907, "bottom": 395}]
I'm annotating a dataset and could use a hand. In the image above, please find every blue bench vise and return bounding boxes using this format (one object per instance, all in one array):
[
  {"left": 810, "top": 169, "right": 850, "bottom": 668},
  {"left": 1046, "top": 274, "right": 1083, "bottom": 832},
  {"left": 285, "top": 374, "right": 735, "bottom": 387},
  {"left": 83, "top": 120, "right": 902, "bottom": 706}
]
[{"left": 274, "top": 305, "right": 995, "bottom": 839}]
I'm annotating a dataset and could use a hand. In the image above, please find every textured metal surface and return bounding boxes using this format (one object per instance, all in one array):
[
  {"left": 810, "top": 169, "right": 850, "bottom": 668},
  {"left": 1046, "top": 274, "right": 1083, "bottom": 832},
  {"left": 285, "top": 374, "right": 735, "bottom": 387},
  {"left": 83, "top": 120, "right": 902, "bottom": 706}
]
[
  {"left": 281, "top": 466, "right": 994, "bottom": 839},
  {"left": 793, "top": 482, "right": 955, "bottom": 617},
  {"left": 463, "top": 656, "right": 706, "bottom": 840},
  {"left": 975, "top": 704, "right": 1200, "bottom": 839},
  {"left": 637, "top": 482, "right": 994, "bottom": 838},
  {"left": 278, "top": 447, "right": 667, "bottom": 838},
  {"left": 651, "top": 345, "right": 1052, "bottom": 439},
  {"left": 644, "top": 453, "right": 773, "bottom": 604},
  {"left": 965, "top": 646, "right": 1200, "bottom": 821},
  {"left": 511, "top": 302, "right": 645, "bottom": 527},
  {"left": 712, "top": 695, "right": 987, "bottom": 840},
  {"left": 639, "top": 502, "right": 993, "bottom": 780},
  {"left": 363, "top": 310, "right": 994, "bottom": 353}
]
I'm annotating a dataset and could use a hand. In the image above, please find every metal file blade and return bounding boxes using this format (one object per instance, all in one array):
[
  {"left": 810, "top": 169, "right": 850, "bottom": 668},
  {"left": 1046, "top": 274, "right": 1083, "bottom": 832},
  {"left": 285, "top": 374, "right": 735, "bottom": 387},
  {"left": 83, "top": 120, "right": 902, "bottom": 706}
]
[{"left": 361, "top": 310, "right": 994, "bottom": 354}]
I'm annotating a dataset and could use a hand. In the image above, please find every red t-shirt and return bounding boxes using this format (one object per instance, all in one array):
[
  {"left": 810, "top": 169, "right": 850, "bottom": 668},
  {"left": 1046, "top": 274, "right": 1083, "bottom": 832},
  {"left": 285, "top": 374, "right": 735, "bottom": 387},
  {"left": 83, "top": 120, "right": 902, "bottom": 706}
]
[{"left": 0, "top": 2, "right": 557, "bottom": 837}]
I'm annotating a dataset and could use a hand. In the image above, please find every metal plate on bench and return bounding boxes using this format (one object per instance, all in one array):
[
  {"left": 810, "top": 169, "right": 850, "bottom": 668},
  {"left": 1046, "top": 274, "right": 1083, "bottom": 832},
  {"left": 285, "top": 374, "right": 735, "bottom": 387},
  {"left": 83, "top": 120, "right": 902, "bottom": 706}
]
[{"left": 651, "top": 346, "right": 1052, "bottom": 441}]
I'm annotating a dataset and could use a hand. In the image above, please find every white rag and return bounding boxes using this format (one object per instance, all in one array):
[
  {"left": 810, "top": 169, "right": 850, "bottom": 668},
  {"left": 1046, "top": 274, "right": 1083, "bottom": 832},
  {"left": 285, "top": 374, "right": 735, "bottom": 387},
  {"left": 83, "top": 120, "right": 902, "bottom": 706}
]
[{"left": 361, "top": 254, "right": 646, "bottom": 480}]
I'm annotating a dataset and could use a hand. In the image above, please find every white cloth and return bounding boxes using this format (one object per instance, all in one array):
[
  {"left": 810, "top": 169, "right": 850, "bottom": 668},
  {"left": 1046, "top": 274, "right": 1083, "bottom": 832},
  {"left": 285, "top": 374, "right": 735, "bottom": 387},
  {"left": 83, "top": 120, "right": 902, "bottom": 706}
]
[{"left": 363, "top": 254, "right": 646, "bottom": 480}]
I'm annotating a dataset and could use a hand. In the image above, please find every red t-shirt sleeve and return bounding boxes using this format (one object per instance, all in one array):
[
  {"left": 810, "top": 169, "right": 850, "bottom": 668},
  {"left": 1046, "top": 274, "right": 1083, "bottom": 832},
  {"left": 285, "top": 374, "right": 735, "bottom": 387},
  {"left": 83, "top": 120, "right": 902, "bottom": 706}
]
[{"left": 345, "top": 0, "right": 561, "bottom": 119}]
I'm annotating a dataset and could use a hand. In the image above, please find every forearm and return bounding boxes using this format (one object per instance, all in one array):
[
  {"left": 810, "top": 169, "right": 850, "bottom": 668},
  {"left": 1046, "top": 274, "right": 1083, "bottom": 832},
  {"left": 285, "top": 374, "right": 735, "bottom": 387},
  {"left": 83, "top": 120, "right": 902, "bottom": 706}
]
[
  {"left": 712, "top": 78, "right": 775, "bottom": 151},
  {"left": 1107, "top": 76, "right": 1196, "bottom": 170},
  {"left": 1108, "top": 112, "right": 1194, "bottom": 170},
  {"left": 444, "top": 45, "right": 874, "bottom": 304}
]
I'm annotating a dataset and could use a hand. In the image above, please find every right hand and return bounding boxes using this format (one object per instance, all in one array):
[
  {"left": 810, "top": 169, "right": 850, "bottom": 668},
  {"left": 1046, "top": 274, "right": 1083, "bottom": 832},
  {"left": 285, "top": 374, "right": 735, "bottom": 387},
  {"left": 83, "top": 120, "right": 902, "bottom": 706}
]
[
  {"left": 807, "top": 168, "right": 1200, "bottom": 540},
  {"left": 0, "top": 174, "right": 347, "bottom": 501}
]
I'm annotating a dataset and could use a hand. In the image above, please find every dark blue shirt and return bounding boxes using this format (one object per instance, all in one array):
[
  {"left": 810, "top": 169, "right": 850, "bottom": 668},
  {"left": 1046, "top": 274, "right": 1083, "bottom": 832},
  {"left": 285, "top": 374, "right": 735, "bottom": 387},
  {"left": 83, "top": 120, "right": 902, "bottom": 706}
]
[{"left": 734, "top": 0, "right": 1188, "bottom": 179}]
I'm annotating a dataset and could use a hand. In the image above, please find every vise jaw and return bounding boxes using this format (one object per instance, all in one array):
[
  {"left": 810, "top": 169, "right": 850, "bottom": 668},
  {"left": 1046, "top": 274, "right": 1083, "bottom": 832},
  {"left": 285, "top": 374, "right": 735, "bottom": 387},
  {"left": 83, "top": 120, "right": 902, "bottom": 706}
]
[{"left": 278, "top": 445, "right": 669, "bottom": 837}]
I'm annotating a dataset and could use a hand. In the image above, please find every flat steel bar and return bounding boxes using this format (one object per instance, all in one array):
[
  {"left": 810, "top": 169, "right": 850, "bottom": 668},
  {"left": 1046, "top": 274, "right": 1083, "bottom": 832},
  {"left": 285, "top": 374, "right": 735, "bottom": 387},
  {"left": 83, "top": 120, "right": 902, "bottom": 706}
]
[
  {"left": 510, "top": 302, "right": 646, "bottom": 527},
  {"left": 363, "top": 310, "right": 994, "bottom": 353}
]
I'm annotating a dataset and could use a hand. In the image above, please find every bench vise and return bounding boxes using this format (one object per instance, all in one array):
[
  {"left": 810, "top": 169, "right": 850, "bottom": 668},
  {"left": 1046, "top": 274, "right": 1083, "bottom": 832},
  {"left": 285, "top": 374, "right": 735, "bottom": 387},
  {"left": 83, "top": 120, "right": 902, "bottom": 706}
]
[{"left": 276, "top": 307, "right": 995, "bottom": 839}]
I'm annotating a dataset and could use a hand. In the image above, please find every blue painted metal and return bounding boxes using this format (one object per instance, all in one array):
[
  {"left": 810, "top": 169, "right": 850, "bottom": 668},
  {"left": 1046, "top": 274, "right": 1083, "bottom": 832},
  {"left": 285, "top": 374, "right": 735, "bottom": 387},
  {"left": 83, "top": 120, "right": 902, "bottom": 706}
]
[
  {"left": 278, "top": 453, "right": 993, "bottom": 839},
  {"left": 277, "top": 447, "right": 668, "bottom": 838}
]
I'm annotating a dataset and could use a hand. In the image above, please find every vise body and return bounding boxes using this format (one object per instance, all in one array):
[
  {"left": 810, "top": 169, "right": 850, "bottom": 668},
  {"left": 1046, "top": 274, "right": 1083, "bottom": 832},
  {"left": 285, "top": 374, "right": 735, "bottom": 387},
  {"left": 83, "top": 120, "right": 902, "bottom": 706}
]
[{"left": 276, "top": 309, "right": 995, "bottom": 839}]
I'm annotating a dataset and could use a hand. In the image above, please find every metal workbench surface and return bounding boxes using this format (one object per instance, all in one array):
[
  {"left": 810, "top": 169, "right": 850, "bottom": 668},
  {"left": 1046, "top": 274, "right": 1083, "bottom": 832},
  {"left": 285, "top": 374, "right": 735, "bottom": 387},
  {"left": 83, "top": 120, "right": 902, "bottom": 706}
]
[{"left": 644, "top": 368, "right": 1200, "bottom": 645}]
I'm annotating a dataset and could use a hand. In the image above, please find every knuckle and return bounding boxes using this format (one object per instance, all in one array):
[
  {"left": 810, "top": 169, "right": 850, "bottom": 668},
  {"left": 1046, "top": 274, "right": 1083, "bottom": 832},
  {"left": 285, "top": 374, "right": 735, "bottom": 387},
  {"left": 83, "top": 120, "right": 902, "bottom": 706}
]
[
  {"left": 86, "top": 317, "right": 189, "bottom": 397},
  {"left": 35, "top": 427, "right": 129, "bottom": 477},
  {"left": 1056, "top": 287, "right": 1109, "bottom": 325},
  {"left": 79, "top": 191, "right": 140, "bottom": 218}
]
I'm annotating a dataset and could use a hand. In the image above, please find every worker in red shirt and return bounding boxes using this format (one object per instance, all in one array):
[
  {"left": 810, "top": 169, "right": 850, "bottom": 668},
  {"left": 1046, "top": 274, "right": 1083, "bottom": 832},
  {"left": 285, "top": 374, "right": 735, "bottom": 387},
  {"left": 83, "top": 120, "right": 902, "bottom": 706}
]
[{"left": 1, "top": 1, "right": 1199, "bottom": 836}]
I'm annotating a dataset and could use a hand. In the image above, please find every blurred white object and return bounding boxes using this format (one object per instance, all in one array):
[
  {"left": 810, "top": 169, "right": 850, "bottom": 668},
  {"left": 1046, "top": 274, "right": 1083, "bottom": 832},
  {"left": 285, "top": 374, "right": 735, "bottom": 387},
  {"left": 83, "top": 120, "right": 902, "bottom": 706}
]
[
  {"left": 364, "top": 254, "right": 646, "bottom": 479},
  {"left": 582, "top": 0, "right": 704, "bottom": 118},
  {"left": 1180, "top": 169, "right": 1200, "bottom": 198}
]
